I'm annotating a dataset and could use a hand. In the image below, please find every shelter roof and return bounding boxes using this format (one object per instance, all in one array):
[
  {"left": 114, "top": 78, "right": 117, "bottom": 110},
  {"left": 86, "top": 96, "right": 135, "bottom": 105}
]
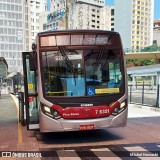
[{"left": 127, "top": 64, "right": 160, "bottom": 76}]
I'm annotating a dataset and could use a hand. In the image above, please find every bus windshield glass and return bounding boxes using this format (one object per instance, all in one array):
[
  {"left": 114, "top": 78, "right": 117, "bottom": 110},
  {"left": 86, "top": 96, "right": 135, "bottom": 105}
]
[{"left": 41, "top": 47, "right": 123, "bottom": 97}]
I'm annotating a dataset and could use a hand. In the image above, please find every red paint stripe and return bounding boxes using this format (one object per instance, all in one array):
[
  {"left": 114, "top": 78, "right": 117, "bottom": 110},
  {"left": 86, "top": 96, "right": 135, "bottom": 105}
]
[{"left": 52, "top": 101, "right": 120, "bottom": 119}]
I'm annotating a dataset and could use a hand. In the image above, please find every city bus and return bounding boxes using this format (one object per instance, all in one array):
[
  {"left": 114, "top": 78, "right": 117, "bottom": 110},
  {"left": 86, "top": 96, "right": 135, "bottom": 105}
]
[{"left": 21, "top": 29, "right": 128, "bottom": 132}]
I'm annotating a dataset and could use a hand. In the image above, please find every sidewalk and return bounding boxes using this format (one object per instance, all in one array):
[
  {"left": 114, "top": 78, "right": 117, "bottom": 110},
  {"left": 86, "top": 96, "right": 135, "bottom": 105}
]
[
  {"left": 0, "top": 94, "right": 39, "bottom": 155},
  {"left": 0, "top": 94, "right": 18, "bottom": 151}
]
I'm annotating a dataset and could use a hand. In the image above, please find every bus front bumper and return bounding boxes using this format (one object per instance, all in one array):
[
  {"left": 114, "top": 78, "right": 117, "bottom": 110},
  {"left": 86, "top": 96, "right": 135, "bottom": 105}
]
[{"left": 39, "top": 108, "right": 128, "bottom": 132}]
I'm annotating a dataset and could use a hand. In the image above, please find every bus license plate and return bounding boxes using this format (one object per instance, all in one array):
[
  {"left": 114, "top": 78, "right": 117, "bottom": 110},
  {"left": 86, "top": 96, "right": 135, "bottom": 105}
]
[{"left": 79, "top": 124, "right": 94, "bottom": 130}]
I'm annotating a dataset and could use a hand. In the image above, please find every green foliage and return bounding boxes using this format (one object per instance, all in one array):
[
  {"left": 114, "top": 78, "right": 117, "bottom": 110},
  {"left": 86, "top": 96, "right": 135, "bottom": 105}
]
[
  {"left": 126, "top": 44, "right": 160, "bottom": 67},
  {"left": 141, "top": 44, "right": 159, "bottom": 52}
]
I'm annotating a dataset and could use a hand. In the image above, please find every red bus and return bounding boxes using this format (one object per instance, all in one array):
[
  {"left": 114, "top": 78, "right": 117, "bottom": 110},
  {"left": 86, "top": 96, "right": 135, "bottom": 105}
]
[{"left": 21, "top": 30, "right": 128, "bottom": 132}]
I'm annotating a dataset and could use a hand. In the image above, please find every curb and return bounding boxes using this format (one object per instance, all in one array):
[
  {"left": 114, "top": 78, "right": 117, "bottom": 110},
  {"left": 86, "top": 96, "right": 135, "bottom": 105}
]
[{"left": 129, "top": 103, "right": 160, "bottom": 113}]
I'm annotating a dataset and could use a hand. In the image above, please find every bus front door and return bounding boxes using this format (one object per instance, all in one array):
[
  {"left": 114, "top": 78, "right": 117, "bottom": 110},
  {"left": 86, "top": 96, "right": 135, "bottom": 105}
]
[{"left": 22, "top": 52, "right": 39, "bottom": 130}]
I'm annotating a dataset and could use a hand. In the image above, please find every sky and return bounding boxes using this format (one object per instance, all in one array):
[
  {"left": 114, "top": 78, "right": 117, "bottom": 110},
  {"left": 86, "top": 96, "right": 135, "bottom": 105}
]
[{"left": 105, "top": 0, "right": 160, "bottom": 20}]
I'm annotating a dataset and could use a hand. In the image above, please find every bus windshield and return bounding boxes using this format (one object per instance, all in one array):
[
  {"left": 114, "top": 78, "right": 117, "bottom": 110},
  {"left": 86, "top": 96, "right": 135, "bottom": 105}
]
[{"left": 41, "top": 47, "right": 123, "bottom": 97}]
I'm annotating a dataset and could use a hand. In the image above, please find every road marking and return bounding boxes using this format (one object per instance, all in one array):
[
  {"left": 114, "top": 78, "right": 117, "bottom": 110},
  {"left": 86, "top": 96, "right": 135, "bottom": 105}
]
[
  {"left": 91, "top": 148, "right": 121, "bottom": 160},
  {"left": 10, "top": 94, "right": 23, "bottom": 144},
  {"left": 57, "top": 150, "right": 81, "bottom": 160}
]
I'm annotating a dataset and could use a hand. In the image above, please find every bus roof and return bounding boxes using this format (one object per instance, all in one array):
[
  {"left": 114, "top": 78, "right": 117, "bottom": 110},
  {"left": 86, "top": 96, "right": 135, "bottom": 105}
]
[{"left": 37, "top": 29, "right": 120, "bottom": 36}]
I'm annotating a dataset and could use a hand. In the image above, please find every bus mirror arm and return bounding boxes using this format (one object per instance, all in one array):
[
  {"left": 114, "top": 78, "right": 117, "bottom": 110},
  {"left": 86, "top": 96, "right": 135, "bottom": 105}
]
[{"left": 29, "top": 51, "right": 37, "bottom": 71}]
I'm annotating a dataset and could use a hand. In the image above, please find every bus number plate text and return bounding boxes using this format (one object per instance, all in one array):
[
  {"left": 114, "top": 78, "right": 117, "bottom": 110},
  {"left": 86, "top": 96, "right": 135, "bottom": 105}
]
[{"left": 79, "top": 124, "right": 94, "bottom": 130}]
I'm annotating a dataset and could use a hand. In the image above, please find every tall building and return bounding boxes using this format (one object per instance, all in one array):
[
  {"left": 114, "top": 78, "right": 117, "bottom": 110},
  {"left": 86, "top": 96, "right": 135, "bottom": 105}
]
[
  {"left": 0, "top": 0, "right": 30, "bottom": 72},
  {"left": 114, "top": 0, "right": 154, "bottom": 52},
  {"left": 153, "top": 20, "right": 160, "bottom": 46},
  {"left": 30, "top": 0, "right": 48, "bottom": 43},
  {"left": 40, "top": 0, "right": 111, "bottom": 31}
]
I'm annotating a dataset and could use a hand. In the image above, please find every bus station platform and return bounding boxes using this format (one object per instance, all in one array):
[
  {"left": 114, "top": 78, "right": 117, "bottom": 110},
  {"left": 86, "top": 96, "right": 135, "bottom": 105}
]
[{"left": 0, "top": 94, "right": 39, "bottom": 154}]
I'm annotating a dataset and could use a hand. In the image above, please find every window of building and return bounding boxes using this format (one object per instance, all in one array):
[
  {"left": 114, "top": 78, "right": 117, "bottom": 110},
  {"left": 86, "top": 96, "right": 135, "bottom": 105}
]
[
  {"left": 3, "top": 4, "right": 7, "bottom": 10},
  {"left": 111, "top": 9, "right": 114, "bottom": 16},
  {"left": 11, "top": 5, "right": 14, "bottom": 10}
]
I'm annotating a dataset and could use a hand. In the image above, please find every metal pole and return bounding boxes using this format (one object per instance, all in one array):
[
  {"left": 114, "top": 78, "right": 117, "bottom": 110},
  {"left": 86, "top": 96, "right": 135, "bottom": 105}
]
[
  {"left": 142, "top": 80, "right": 144, "bottom": 105},
  {"left": 130, "top": 85, "right": 132, "bottom": 103},
  {"left": 156, "top": 84, "right": 159, "bottom": 107},
  {"left": 156, "top": 72, "right": 160, "bottom": 108}
]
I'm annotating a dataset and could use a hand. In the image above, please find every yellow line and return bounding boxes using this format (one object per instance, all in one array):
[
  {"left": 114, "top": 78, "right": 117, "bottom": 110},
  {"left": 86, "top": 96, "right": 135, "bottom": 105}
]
[{"left": 10, "top": 94, "right": 23, "bottom": 144}]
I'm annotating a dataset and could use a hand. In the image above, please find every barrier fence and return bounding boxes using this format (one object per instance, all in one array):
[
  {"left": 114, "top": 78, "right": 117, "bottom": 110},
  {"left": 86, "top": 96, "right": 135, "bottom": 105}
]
[{"left": 128, "top": 82, "right": 159, "bottom": 107}]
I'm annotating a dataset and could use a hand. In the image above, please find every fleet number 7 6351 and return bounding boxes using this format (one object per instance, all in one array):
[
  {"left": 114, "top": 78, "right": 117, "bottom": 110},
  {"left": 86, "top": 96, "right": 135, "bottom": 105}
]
[{"left": 95, "top": 109, "right": 110, "bottom": 114}]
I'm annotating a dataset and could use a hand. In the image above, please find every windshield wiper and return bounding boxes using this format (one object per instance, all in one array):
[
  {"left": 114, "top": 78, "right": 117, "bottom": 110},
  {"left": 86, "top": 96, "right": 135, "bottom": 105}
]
[
  {"left": 58, "top": 47, "right": 77, "bottom": 86},
  {"left": 93, "top": 46, "right": 104, "bottom": 71}
]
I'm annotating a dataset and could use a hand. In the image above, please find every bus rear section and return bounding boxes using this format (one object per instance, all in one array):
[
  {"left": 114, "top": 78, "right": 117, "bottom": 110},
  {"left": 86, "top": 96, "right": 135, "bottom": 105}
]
[{"left": 22, "top": 30, "right": 128, "bottom": 132}]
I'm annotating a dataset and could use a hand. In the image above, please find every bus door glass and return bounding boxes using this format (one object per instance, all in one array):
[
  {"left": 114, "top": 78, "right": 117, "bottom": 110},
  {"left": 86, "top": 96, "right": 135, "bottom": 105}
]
[{"left": 22, "top": 52, "right": 39, "bottom": 130}]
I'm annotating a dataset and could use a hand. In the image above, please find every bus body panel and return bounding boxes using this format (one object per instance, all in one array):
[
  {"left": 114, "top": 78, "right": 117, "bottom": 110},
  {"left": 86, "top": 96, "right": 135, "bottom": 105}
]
[{"left": 39, "top": 107, "right": 127, "bottom": 132}]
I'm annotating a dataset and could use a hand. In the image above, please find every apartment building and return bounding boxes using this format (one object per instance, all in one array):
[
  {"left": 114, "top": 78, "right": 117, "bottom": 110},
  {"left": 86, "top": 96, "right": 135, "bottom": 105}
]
[
  {"left": 114, "top": 0, "right": 154, "bottom": 52},
  {"left": 0, "top": 0, "right": 30, "bottom": 72},
  {"left": 30, "top": 0, "right": 48, "bottom": 43},
  {"left": 40, "top": 0, "right": 111, "bottom": 31}
]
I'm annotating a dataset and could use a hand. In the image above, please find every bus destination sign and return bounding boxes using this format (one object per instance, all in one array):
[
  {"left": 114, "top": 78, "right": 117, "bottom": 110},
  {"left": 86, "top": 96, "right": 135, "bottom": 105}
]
[{"left": 40, "top": 34, "right": 109, "bottom": 47}]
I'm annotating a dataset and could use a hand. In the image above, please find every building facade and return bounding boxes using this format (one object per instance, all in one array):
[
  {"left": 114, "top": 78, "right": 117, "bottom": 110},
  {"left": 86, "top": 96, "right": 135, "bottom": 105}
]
[
  {"left": 0, "top": 0, "right": 31, "bottom": 72},
  {"left": 153, "top": 20, "right": 160, "bottom": 46},
  {"left": 30, "top": 0, "right": 48, "bottom": 43},
  {"left": 40, "top": 0, "right": 111, "bottom": 32},
  {"left": 114, "top": 0, "right": 154, "bottom": 52}
]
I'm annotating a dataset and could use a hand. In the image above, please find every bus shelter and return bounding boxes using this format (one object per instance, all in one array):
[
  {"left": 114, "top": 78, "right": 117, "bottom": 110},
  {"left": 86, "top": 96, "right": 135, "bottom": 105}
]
[
  {"left": 6, "top": 72, "right": 23, "bottom": 94},
  {"left": 0, "top": 57, "right": 8, "bottom": 84},
  {"left": 127, "top": 64, "right": 160, "bottom": 107}
]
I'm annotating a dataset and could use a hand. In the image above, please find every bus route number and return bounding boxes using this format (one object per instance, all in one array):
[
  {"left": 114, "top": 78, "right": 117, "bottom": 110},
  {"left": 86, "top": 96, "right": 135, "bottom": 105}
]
[{"left": 95, "top": 109, "right": 109, "bottom": 114}]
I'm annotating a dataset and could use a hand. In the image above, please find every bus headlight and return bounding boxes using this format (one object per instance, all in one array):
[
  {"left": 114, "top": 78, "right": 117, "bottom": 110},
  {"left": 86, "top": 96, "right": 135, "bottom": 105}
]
[
  {"left": 41, "top": 105, "right": 61, "bottom": 119},
  {"left": 120, "top": 101, "right": 126, "bottom": 109},
  {"left": 44, "top": 106, "right": 51, "bottom": 113},
  {"left": 111, "top": 100, "right": 127, "bottom": 116}
]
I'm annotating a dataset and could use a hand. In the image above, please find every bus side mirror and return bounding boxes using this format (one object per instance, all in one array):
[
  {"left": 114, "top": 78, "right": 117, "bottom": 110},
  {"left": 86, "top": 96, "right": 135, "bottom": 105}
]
[{"left": 29, "top": 51, "right": 37, "bottom": 71}]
